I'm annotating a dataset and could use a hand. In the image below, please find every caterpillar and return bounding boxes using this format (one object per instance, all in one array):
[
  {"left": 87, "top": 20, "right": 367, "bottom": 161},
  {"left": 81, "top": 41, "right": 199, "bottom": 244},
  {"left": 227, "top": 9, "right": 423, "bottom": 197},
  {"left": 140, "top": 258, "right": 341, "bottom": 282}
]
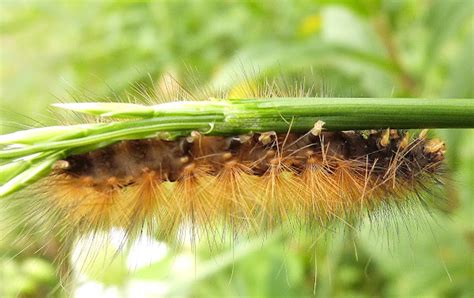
[
  {"left": 43, "top": 127, "right": 444, "bottom": 238},
  {"left": 1, "top": 75, "right": 471, "bottom": 283}
]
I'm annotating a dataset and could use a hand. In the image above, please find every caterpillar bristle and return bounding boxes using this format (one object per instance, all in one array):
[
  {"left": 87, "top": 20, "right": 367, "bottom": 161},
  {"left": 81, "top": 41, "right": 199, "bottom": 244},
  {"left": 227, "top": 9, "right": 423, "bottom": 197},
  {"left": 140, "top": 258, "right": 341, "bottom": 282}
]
[{"left": 10, "top": 127, "right": 443, "bottom": 249}]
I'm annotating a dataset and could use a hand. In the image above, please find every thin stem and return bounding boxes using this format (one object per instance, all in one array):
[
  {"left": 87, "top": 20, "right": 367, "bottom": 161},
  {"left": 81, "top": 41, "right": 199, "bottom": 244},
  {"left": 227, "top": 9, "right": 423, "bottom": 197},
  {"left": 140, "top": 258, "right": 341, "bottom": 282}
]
[
  {"left": 0, "top": 97, "right": 472, "bottom": 197},
  {"left": 225, "top": 98, "right": 473, "bottom": 129},
  {"left": 55, "top": 98, "right": 474, "bottom": 128},
  {"left": 0, "top": 116, "right": 219, "bottom": 159}
]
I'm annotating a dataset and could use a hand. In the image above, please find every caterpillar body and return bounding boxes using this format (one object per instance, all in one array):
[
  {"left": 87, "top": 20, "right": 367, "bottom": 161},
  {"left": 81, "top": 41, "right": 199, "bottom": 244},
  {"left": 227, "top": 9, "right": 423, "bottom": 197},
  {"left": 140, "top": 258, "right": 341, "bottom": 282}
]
[{"left": 18, "top": 127, "right": 445, "bottom": 240}]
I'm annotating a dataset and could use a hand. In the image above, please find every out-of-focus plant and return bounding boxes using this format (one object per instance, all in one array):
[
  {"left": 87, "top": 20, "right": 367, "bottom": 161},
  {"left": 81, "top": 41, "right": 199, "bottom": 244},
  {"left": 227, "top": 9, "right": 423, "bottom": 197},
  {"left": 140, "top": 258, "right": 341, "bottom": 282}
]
[{"left": 0, "top": 0, "right": 472, "bottom": 297}]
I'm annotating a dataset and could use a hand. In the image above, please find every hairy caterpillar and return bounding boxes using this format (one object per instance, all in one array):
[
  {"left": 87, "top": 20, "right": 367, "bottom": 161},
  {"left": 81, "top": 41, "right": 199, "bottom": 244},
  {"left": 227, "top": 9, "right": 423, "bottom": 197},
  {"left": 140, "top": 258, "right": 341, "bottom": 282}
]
[
  {"left": 1, "top": 74, "right": 470, "bottom": 287},
  {"left": 42, "top": 128, "right": 444, "bottom": 238}
]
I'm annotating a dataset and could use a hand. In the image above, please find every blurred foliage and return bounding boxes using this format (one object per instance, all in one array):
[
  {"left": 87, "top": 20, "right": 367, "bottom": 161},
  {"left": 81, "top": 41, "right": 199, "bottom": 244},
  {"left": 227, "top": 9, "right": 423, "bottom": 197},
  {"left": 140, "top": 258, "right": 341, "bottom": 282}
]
[{"left": 0, "top": 0, "right": 473, "bottom": 297}]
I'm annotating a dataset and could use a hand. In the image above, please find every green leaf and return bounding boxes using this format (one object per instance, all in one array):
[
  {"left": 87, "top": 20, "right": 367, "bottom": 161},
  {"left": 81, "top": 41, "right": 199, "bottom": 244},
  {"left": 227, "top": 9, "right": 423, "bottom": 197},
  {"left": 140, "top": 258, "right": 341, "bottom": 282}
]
[
  {"left": 0, "top": 151, "right": 64, "bottom": 198},
  {"left": 0, "top": 124, "right": 98, "bottom": 145},
  {"left": 53, "top": 102, "right": 156, "bottom": 118}
]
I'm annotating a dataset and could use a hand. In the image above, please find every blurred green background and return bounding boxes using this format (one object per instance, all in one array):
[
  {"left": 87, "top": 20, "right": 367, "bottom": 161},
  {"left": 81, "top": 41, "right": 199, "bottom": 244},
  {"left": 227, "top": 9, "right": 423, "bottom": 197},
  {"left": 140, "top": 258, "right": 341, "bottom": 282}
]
[{"left": 0, "top": 0, "right": 473, "bottom": 297}]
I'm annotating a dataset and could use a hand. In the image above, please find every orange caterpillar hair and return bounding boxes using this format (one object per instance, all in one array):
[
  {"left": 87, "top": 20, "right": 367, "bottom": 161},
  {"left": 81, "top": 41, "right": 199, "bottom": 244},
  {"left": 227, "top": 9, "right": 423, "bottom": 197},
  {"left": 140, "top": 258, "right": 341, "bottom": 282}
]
[
  {"left": 1, "top": 78, "right": 446, "bottom": 269},
  {"left": 42, "top": 128, "right": 444, "bottom": 235}
]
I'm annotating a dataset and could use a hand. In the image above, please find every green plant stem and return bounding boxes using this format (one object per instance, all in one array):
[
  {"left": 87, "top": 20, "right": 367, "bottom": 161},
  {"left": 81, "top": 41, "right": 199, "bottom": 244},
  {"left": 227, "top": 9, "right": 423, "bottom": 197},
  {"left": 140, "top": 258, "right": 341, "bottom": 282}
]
[
  {"left": 224, "top": 98, "right": 473, "bottom": 129},
  {"left": 0, "top": 116, "right": 220, "bottom": 159},
  {"left": 2, "top": 98, "right": 473, "bottom": 159},
  {"left": 57, "top": 97, "right": 473, "bottom": 126},
  {"left": 0, "top": 97, "right": 473, "bottom": 198},
  {"left": 0, "top": 151, "right": 66, "bottom": 197}
]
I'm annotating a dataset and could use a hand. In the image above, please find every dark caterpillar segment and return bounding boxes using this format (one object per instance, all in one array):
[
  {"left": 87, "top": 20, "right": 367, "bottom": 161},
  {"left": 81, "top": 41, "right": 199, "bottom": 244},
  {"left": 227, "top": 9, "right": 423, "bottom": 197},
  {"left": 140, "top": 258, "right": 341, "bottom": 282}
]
[{"left": 58, "top": 129, "right": 445, "bottom": 186}]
